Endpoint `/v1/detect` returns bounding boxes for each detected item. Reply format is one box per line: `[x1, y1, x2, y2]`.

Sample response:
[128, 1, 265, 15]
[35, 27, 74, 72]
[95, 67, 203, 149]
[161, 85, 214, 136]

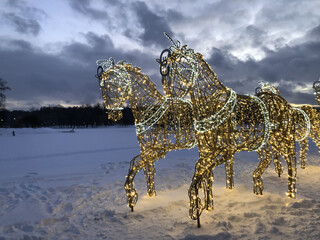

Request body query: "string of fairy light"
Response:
[293, 107, 311, 142]
[194, 90, 237, 133]
[247, 94, 271, 151]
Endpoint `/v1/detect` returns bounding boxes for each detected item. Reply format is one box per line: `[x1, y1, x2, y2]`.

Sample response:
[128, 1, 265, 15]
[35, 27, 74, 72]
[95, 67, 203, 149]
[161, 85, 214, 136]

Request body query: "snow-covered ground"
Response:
[0, 127, 319, 239]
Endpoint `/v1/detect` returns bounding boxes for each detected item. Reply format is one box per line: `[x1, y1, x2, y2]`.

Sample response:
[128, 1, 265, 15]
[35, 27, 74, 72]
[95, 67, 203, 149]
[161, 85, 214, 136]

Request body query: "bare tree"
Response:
[0, 78, 10, 109]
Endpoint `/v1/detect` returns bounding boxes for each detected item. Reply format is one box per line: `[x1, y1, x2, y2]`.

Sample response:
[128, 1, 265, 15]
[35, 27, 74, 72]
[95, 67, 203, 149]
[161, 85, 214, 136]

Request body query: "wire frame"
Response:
[161, 36, 297, 226]
[96, 58, 196, 210]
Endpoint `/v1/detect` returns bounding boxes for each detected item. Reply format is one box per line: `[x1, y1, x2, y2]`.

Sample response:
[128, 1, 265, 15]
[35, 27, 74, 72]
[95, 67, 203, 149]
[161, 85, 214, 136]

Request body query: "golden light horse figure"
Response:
[95, 58, 196, 211]
[274, 79, 320, 173]
[160, 35, 297, 227]
[297, 104, 320, 163]
[299, 79, 320, 157]
[255, 83, 310, 175]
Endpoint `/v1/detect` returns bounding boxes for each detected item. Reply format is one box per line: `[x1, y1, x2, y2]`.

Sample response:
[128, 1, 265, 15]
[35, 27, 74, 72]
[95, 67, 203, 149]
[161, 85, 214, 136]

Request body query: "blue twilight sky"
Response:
[0, 0, 320, 110]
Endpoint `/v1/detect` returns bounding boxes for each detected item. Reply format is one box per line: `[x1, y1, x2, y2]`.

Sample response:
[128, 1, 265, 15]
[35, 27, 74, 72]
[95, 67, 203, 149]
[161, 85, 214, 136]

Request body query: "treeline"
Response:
[0, 104, 134, 128]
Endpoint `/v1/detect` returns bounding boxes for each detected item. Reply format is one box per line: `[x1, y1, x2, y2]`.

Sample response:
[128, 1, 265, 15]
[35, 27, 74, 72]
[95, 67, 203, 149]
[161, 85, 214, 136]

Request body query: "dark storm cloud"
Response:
[206, 27, 320, 104]
[132, 1, 173, 47]
[0, 36, 112, 109]
[0, 41, 82, 101]
[244, 25, 266, 48]
[202, 0, 254, 25]
[3, 0, 46, 36]
[164, 9, 185, 23]
[0, 32, 162, 110]
[9, 39, 33, 50]
[68, 0, 173, 48]
[4, 13, 41, 36]
[61, 32, 159, 73]
[68, 0, 129, 35]
[306, 24, 320, 42]
[62, 32, 115, 62]
[6, 0, 46, 16]
[69, 0, 109, 20]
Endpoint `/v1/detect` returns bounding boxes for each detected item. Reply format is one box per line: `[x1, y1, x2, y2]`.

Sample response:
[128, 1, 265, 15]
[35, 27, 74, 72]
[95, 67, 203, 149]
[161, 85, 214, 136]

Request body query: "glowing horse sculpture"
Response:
[273, 79, 320, 173]
[160, 36, 297, 226]
[255, 83, 310, 175]
[300, 79, 320, 156]
[298, 104, 320, 160]
[95, 58, 196, 211]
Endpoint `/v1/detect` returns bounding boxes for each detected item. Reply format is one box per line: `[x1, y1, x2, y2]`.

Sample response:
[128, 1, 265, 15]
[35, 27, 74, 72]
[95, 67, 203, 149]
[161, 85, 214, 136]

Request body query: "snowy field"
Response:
[0, 127, 320, 240]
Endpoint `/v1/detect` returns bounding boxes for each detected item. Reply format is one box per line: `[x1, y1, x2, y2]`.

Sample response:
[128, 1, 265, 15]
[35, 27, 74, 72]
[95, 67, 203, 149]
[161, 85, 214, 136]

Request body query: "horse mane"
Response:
[118, 61, 159, 91]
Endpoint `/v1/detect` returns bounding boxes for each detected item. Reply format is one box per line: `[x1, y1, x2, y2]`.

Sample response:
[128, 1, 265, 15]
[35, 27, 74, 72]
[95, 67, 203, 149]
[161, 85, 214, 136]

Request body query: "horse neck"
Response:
[124, 65, 164, 122]
[189, 57, 231, 119]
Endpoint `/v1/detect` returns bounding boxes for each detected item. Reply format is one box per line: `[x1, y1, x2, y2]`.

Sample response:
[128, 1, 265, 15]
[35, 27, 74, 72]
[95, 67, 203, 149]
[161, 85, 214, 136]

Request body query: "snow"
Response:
[0, 127, 320, 239]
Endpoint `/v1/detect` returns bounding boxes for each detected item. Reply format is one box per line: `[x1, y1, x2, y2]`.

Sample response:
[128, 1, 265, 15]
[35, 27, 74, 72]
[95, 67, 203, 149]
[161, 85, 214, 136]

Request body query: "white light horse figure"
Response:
[160, 35, 297, 227]
[95, 58, 196, 211]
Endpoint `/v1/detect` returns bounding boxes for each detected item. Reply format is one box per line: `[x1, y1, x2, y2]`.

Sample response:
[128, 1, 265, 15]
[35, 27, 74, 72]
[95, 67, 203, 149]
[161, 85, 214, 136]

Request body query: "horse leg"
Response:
[315, 140, 320, 157]
[310, 129, 320, 156]
[202, 152, 235, 212]
[299, 138, 308, 169]
[273, 151, 283, 177]
[225, 153, 235, 189]
[202, 170, 214, 211]
[189, 150, 229, 227]
[124, 154, 145, 211]
[284, 149, 297, 198]
[142, 150, 167, 197]
[143, 161, 157, 197]
[253, 144, 272, 195]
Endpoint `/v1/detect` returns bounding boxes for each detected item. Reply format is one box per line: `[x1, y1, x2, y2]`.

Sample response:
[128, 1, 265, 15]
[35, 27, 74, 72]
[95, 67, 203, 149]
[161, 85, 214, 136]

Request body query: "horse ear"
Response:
[164, 32, 175, 45]
[156, 58, 161, 64]
[109, 57, 115, 67]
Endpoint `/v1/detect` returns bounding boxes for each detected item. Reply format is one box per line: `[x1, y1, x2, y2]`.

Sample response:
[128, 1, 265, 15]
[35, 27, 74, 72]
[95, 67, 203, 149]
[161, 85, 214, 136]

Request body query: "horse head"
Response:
[159, 33, 199, 99]
[96, 57, 132, 121]
[255, 81, 280, 96]
[313, 79, 320, 95]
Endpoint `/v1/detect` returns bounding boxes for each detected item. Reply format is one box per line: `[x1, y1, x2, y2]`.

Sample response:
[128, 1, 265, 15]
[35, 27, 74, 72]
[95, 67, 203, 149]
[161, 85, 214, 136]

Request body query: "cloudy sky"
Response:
[0, 0, 320, 110]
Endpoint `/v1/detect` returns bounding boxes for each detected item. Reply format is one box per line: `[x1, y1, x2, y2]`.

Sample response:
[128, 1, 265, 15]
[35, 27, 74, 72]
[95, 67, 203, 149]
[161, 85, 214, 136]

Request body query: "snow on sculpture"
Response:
[95, 58, 197, 211]
[160, 34, 298, 227]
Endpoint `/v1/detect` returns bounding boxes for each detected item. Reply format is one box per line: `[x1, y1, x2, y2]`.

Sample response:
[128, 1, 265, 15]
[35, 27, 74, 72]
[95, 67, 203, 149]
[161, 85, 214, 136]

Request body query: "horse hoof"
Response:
[286, 192, 296, 199]
[147, 190, 157, 197]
